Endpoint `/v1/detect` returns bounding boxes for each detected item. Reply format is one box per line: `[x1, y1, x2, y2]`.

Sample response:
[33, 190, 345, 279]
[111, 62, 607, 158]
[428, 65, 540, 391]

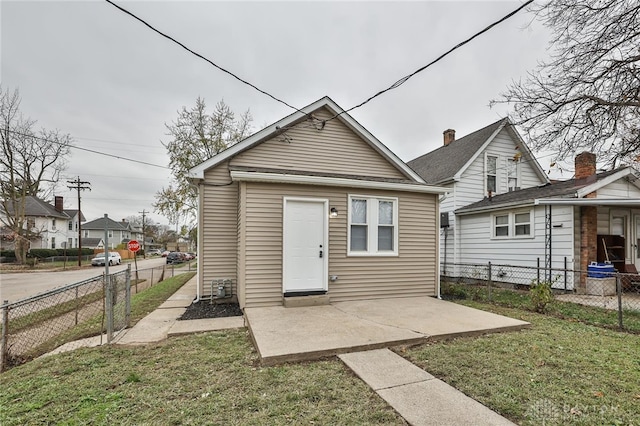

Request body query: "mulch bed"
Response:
[179, 300, 242, 320]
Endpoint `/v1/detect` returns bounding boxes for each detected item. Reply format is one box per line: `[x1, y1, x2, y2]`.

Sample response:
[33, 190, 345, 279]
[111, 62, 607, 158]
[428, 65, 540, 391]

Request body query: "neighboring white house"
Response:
[408, 118, 549, 268]
[0, 196, 84, 250]
[81, 217, 144, 248]
[408, 120, 640, 293]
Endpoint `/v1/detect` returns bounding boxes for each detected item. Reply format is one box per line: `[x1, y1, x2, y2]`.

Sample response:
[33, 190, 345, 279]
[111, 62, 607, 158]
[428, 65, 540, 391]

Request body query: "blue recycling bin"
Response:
[587, 262, 615, 278]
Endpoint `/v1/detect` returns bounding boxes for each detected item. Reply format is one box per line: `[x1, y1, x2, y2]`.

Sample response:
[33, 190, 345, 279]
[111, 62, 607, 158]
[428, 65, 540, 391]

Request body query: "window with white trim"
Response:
[492, 210, 532, 238]
[348, 195, 398, 255]
[486, 155, 497, 194]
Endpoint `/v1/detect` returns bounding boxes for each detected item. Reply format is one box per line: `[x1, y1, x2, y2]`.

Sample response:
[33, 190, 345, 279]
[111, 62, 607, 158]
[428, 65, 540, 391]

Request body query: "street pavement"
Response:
[0, 257, 168, 303]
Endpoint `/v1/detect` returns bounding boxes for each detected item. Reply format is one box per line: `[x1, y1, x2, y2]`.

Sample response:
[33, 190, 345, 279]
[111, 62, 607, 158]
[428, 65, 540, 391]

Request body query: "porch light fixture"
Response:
[330, 207, 338, 218]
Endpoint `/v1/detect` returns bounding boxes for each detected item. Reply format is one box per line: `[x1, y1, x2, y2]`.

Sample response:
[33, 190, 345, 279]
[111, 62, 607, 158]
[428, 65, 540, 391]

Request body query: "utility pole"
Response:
[67, 177, 91, 267]
[138, 209, 148, 258]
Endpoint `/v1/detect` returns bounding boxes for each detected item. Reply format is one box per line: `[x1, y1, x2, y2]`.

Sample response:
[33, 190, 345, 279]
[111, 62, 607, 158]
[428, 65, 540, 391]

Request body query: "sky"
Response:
[1, 0, 555, 226]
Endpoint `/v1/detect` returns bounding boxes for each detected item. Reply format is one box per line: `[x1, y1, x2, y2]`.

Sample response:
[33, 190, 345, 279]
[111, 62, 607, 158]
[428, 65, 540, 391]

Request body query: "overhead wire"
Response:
[322, 0, 534, 124]
[5, 129, 168, 169]
[104, 0, 307, 117]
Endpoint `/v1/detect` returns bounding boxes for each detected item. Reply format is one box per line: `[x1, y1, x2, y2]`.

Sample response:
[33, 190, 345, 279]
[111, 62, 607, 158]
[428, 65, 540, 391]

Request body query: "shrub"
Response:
[530, 280, 554, 313]
[28, 249, 58, 258]
[0, 250, 16, 258]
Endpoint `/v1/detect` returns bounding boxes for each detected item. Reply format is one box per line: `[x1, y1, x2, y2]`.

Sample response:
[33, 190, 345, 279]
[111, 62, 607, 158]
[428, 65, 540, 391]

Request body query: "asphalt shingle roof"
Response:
[4, 196, 71, 219]
[407, 118, 508, 184]
[82, 217, 128, 231]
[456, 168, 624, 213]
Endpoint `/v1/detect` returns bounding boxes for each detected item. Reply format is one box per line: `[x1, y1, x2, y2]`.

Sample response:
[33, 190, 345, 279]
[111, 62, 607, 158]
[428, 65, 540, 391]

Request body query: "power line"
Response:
[323, 0, 534, 124]
[105, 0, 306, 116]
[6, 129, 168, 169]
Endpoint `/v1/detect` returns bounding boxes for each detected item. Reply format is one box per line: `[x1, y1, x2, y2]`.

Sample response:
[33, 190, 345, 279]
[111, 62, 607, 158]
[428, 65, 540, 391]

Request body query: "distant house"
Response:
[0, 196, 85, 250]
[80, 237, 105, 250]
[188, 96, 446, 308]
[82, 217, 143, 248]
[409, 120, 640, 292]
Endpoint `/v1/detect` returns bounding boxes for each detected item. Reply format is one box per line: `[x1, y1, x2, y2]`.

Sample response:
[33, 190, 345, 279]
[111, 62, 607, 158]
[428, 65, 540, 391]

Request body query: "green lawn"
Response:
[3, 282, 639, 425]
[403, 301, 640, 425]
[0, 331, 402, 425]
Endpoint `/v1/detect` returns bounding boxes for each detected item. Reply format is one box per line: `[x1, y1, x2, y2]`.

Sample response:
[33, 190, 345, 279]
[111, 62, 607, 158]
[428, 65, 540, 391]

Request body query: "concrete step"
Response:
[283, 294, 330, 308]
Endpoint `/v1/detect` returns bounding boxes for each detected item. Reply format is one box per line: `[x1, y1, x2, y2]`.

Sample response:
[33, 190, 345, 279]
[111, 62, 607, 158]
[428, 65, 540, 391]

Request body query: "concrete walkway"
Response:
[115, 276, 244, 345]
[339, 349, 516, 426]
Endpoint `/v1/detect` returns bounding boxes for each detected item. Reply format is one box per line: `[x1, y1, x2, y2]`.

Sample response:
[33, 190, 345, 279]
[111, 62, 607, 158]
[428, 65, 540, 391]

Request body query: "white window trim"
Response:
[491, 209, 534, 239]
[348, 195, 399, 256]
[485, 153, 498, 195]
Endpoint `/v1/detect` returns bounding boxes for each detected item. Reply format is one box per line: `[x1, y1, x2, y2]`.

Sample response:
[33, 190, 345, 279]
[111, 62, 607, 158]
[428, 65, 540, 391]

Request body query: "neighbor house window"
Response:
[494, 214, 509, 237]
[27, 218, 35, 229]
[348, 195, 398, 255]
[492, 210, 533, 238]
[486, 155, 497, 194]
[508, 159, 519, 191]
[68, 221, 73, 230]
[52, 219, 56, 230]
[51, 237, 56, 249]
[83, 230, 89, 238]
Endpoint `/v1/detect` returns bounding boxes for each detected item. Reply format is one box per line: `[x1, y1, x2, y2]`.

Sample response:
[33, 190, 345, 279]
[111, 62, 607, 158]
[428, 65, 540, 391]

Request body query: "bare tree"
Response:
[0, 87, 72, 263]
[154, 97, 252, 224]
[492, 0, 640, 168]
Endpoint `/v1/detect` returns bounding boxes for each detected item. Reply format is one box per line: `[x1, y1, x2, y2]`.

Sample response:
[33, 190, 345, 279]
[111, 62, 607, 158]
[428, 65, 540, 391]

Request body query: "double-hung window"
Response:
[492, 210, 532, 238]
[348, 195, 398, 255]
[486, 155, 497, 194]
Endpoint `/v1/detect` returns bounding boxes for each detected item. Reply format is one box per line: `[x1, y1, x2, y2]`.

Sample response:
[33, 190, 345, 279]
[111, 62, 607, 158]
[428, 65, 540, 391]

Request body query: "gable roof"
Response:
[456, 168, 635, 214]
[4, 196, 71, 219]
[407, 118, 548, 185]
[81, 237, 104, 248]
[64, 209, 86, 222]
[188, 96, 425, 183]
[82, 216, 129, 231]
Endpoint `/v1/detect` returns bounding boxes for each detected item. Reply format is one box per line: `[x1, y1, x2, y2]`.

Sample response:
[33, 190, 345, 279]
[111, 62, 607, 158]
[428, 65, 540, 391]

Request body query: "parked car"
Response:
[148, 249, 162, 256]
[166, 252, 186, 264]
[91, 252, 122, 266]
[161, 250, 170, 257]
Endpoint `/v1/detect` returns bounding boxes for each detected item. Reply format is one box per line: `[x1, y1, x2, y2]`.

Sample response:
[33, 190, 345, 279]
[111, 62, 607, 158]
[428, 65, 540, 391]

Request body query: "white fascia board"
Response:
[575, 168, 633, 198]
[229, 171, 447, 194]
[455, 200, 536, 216]
[504, 124, 550, 184]
[188, 96, 425, 183]
[536, 197, 640, 206]
[452, 120, 507, 181]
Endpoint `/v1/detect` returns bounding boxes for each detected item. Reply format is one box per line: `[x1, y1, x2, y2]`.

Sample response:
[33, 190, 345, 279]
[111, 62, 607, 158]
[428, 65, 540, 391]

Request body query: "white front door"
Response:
[634, 215, 640, 270]
[283, 198, 328, 294]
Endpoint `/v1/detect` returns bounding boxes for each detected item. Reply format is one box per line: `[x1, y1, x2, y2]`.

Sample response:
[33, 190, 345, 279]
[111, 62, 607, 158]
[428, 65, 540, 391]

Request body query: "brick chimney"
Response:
[575, 152, 596, 179]
[443, 129, 455, 146]
[54, 196, 63, 212]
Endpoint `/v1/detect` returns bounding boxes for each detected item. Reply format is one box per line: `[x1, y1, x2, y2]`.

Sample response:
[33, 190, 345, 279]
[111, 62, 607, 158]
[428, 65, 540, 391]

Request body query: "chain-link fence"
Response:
[1, 266, 131, 372]
[441, 261, 640, 332]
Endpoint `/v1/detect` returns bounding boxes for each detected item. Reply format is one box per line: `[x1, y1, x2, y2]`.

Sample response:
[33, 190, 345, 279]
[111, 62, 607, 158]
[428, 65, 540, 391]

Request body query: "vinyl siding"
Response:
[597, 179, 640, 198]
[230, 108, 407, 180]
[200, 161, 238, 298]
[242, 182, 438, 307]
[457, 205, 575, 287]
[237, 181, 247, 308]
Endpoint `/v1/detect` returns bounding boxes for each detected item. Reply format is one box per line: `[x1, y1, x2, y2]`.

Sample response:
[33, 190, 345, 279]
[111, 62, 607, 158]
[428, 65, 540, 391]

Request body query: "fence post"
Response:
[105, 274, 114, 342]
[75, 286, 79, 325]
[537, 258, 540, 283]
[150, 268, 154, 288]
[126, 265, 131, 328]
[487, 262, 492, 301]
[564, 257, 568, 292]
[1, 301, 8, 373]
[616, 274, 623, 330]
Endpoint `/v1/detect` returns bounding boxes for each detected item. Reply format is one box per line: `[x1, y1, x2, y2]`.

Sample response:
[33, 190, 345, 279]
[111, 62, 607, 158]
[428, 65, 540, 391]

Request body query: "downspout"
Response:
[436, 194, 442, 299]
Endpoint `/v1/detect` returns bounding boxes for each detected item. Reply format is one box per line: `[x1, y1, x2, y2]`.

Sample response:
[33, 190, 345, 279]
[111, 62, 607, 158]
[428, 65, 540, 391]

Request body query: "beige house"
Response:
[188, 97, 446, 308]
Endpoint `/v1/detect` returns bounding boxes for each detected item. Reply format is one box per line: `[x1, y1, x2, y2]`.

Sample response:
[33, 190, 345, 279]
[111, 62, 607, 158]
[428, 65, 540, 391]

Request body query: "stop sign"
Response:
[127, 240, 141, 252]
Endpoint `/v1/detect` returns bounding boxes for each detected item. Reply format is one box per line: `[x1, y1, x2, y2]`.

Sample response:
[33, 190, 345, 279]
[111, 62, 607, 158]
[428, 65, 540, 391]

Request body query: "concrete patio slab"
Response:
[334, 296, 529, 339]
[339, 349, 515, 426]
[245, 296, 529, 365]
[168, 316, 245, 336]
